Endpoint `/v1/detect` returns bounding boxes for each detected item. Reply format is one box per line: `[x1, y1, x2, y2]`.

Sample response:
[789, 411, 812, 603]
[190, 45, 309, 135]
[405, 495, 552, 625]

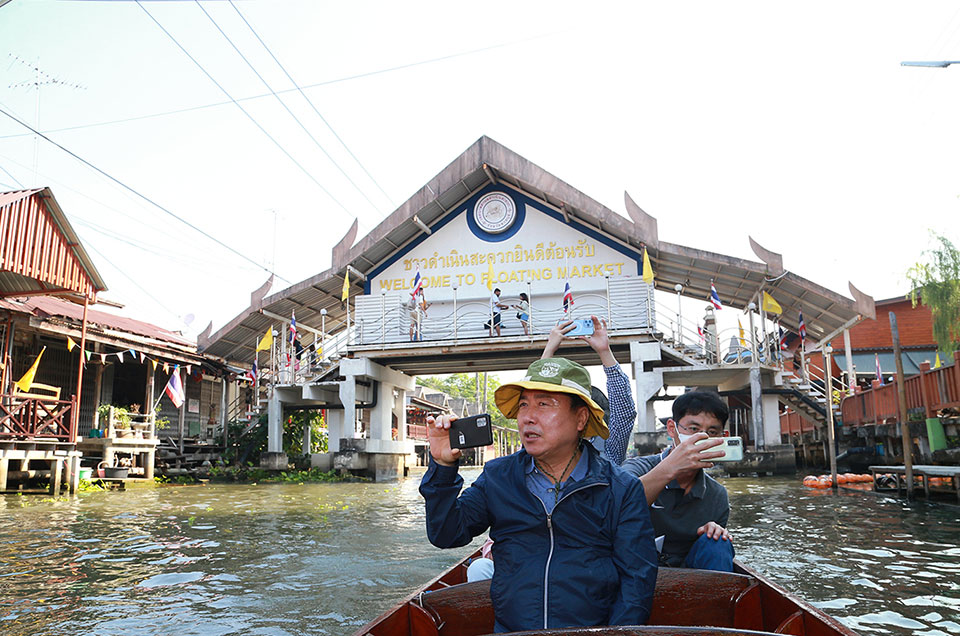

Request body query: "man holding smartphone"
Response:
[419, 357, 658, 632]
[620, 391, 735, 572]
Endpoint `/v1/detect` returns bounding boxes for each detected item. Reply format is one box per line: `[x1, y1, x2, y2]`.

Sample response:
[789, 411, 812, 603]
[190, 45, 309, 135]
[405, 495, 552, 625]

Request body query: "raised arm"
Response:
[582, 316, 636, 465]
[541, 320, 574, 359]
[419, 414, 491, 548]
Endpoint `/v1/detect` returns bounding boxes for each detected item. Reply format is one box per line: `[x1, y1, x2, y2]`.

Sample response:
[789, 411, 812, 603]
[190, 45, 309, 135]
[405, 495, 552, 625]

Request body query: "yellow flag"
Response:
[150, 358, 158, 372]
[66, 336, 77, 352]
[255, 326, 273, 352]
[738, 318, 746, 346]
[761, 291, 782, 315]
[641, 247, 654, 284]
[487, 258, 495, 291]
[934, 352, 942, 369]
[14, 347, 46, 393]
[341, 270, 350, 302]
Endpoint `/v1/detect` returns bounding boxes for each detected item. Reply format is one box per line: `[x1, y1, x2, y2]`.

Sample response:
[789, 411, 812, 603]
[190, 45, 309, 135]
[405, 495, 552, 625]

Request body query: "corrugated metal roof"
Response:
[202, 136, 874, 365]
[0, 296, 194, 347]
[0, 187, 107, 300]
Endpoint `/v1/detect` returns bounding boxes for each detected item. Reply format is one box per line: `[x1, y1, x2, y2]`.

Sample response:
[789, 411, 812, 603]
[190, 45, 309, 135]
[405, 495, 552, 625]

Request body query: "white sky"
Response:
[1, 0, 957, 354]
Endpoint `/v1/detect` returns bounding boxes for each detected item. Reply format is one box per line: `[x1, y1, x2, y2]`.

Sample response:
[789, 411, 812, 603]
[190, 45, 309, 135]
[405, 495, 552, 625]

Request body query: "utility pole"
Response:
[824, 344, 838, 489]
[889, 312, 914, 498]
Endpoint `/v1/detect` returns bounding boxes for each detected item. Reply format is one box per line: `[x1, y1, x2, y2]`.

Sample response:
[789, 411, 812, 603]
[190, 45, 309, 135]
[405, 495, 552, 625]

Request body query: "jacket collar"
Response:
[516, 443, 609, 487]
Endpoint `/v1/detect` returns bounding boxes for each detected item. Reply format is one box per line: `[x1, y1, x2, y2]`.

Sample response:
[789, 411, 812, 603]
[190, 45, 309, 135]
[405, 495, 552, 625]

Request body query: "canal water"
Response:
[1, 471, 958, 636]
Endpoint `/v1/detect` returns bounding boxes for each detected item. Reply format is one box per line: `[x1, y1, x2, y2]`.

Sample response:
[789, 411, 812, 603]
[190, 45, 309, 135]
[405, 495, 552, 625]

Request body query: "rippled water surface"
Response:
[1, 471, 958, 635]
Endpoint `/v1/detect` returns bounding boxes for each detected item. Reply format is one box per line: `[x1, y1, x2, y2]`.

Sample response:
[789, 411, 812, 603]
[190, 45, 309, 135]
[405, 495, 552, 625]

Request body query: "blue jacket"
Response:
[419, 445, 658, 632]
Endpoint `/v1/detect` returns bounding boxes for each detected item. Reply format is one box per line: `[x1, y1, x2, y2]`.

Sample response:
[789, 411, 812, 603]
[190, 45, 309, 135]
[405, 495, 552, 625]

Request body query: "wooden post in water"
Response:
[824, 344, 838, 489]
[889, 312, 914, 498]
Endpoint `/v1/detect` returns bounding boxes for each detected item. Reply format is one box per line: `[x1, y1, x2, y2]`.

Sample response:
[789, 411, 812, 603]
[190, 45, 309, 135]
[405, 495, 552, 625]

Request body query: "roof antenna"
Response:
[7, 54, 85, 186]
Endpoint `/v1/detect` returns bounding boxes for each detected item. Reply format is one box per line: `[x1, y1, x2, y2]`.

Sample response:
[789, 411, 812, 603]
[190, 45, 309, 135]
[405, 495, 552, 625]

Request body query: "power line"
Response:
[0, 33, 553, 141]
[194, 0, 385, 216]
[229, 0, 396, 208]
[0, 104, 290, 284]
[82, 239, 183, 324]
[135, 0, 352, 217]
[0, 146, 186, 244]
[0, 162, 23, 188]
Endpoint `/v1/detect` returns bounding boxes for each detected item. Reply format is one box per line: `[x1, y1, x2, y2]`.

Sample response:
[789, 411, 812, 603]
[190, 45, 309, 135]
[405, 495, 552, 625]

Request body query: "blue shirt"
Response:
[589, 363, 637, 465]
[524, 445, 589, 514]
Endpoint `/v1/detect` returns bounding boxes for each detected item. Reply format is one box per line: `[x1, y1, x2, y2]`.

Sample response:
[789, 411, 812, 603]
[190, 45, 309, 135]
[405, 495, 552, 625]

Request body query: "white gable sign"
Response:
[369, 188, 639, 304]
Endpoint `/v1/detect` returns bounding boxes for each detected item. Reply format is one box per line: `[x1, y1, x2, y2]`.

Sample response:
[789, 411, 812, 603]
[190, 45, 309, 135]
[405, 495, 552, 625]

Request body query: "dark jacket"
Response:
[419, 444, 658, 632]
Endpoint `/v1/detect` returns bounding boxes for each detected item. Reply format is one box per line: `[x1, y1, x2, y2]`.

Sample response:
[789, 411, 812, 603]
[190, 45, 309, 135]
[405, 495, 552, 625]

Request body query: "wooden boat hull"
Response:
[353, 551, 859, 636]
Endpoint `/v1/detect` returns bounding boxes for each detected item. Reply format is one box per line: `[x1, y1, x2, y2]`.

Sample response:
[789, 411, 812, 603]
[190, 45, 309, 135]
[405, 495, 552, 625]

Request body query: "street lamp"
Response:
[901, 61, 960, 67]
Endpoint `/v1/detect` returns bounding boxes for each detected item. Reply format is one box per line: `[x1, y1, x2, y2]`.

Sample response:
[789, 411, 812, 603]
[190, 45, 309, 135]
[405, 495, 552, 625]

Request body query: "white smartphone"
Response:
[696, 436, 744, 462]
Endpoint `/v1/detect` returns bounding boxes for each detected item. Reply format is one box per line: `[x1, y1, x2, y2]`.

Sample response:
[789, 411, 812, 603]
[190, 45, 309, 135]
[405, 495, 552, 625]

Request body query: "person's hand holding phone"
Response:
[542, 320, 575, 359]
[427, 414, 462, 466]
[581, 315, 617, 367]
[661, 432, 725, 478]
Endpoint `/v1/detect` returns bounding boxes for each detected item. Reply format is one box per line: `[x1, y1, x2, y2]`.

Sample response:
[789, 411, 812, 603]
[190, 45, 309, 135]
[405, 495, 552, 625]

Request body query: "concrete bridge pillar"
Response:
[333, 359, 417, 481]
[394, 388, 407, 441]
[339, 376, 357, 440]
[370, 381, 394, 441]
[631, 341, 663, 434]
[326, 408, 344, 453]
[261, 391, 288, 470]
[631, 341, 668, 456]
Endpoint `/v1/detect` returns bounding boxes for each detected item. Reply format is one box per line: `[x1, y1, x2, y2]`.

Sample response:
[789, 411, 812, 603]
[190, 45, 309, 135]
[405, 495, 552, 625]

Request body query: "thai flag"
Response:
[710, 284, 722, 310]
[411, 266, 423, 298]
[697, 324, 704, 340]
[562, 282, 574, 313]
[289, 310, 298, 344]
[247, 359, 257, 382]
[164, 367, 185, 408]
[798, 309, 806, 343]
[875, 353, 883, 385]
[779, 326, 789, 350]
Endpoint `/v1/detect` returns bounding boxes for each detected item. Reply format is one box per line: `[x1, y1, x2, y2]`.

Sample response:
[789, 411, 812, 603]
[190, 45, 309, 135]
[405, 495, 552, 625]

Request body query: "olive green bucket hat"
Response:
[494, 358, 608, 439]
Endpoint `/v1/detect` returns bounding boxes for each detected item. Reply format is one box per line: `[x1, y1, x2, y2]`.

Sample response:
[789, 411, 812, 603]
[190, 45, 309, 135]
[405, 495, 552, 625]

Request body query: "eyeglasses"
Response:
[676, 420, 724, 438]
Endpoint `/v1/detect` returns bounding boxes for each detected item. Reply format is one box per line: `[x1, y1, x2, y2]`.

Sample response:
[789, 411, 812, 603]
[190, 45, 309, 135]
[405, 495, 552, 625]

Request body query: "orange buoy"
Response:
[837, 474, 848, 484]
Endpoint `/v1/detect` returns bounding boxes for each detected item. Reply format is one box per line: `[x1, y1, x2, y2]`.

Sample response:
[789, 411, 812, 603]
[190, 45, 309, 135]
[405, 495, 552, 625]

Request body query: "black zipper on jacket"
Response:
[538, 480, 608, 629]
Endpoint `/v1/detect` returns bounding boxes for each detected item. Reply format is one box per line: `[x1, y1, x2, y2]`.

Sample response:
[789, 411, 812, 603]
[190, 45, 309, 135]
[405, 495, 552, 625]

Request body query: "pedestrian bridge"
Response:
[199, 136, 874, 480]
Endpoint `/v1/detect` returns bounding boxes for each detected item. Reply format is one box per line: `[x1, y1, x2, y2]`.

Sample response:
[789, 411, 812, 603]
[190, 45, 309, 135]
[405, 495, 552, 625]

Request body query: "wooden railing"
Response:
[0, 394, 77, 441]
[101, 406, 156, 440]
[779, 409, 816, 436]
[840, 351, 960, 427]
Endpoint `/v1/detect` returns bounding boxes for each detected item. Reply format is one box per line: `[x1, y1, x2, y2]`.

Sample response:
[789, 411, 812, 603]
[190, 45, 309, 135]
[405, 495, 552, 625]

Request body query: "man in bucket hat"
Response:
[420, 357, 658, 632]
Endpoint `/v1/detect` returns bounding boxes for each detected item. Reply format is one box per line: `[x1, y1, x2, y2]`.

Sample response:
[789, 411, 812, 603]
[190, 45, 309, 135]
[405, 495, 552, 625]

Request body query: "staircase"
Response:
[774, 361, 846, 433]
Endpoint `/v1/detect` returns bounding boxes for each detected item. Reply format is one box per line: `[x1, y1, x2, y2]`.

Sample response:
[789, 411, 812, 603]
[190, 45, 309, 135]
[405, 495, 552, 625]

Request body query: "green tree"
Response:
[906, 232, 960, 354]
[416, 373, 515, 430]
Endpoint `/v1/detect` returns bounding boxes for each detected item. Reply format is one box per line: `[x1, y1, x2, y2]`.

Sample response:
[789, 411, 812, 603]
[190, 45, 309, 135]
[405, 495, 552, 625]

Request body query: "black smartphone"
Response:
[449, 414, 494, 449]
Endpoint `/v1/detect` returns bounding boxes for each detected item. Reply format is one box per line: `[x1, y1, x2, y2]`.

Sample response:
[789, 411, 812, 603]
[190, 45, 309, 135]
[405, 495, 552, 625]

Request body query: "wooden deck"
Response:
[0, 439, 82, 494]
[869, 464, 960, 502]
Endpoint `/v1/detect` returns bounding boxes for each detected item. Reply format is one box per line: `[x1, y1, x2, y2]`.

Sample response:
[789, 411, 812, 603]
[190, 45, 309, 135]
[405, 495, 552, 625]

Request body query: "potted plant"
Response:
[97, 404, 132, 438]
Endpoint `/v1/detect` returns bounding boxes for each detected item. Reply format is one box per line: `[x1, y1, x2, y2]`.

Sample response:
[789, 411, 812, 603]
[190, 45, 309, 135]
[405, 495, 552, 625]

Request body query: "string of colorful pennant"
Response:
[65, 336, 195, 376]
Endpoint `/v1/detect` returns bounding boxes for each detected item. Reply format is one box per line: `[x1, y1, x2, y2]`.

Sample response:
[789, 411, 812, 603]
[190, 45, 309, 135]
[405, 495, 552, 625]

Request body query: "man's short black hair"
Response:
[672, 391, 729, 426]
[494, 288, 501, 294]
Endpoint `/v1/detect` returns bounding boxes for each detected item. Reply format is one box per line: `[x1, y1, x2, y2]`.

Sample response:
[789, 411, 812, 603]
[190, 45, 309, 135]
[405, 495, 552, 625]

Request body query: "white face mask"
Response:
[674, 430, 694, 446]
